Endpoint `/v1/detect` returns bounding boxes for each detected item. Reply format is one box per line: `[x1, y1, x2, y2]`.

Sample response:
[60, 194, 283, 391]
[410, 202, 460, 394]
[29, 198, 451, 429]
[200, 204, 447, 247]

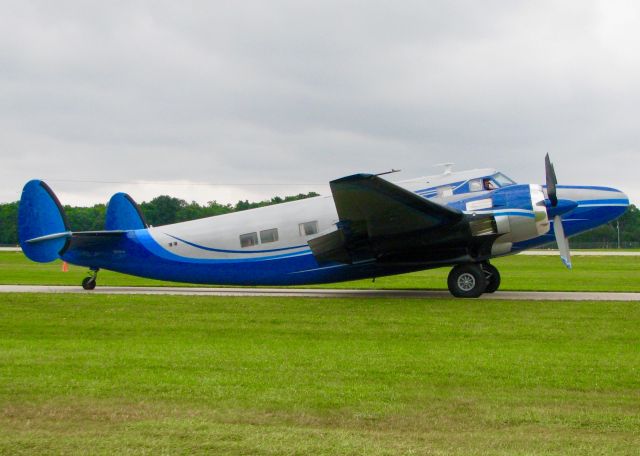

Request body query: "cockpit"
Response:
[469, 173, 516, 192]
[411, 170, 517, 199]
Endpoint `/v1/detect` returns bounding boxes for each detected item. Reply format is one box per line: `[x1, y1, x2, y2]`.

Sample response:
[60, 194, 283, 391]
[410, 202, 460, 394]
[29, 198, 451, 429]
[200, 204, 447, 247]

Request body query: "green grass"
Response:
[1, 251, 639, 291]
[1, 293, 638, 454]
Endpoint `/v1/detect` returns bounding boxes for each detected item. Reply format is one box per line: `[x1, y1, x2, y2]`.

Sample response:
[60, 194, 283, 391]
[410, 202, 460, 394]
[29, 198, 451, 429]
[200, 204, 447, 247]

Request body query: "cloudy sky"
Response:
[1, 0, 639, 206]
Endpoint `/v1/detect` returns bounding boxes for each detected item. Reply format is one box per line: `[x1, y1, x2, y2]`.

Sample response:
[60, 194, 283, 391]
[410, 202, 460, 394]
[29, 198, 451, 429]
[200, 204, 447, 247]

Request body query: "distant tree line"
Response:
[1, 195, 638, 248]
[0, 192, 319, 245]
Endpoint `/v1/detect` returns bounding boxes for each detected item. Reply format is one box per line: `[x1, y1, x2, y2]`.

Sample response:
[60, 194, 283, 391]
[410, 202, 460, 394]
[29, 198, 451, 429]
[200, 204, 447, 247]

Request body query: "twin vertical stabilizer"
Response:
[18, 181, 146, 263]
[18, 180, 71, 263]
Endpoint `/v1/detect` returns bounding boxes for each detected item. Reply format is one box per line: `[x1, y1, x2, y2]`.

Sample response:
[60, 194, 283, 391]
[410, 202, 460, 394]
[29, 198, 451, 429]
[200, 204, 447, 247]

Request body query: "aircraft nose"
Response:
[617, 189, 630, 207]
[574, 187, 629, 223]
[603, 188, 630, 208]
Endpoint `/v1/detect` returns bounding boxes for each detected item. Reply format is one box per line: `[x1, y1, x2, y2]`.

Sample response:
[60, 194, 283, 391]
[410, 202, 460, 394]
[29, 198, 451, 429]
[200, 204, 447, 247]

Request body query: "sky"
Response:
[1, 0, 639, 206]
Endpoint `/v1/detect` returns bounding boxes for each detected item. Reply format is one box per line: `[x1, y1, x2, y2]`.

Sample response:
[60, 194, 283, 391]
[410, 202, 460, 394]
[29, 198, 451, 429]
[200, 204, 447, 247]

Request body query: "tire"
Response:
[447, 264, 487, 298]
[482, 263, 501, 293]
[82, 277, 96, 290]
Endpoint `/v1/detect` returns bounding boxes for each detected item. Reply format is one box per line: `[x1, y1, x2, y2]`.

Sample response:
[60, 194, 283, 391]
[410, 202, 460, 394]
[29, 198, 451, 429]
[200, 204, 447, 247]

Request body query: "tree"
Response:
[0, 202, 18, 244]
[140, 196, 185, 227]
[65, 205, 107, 231]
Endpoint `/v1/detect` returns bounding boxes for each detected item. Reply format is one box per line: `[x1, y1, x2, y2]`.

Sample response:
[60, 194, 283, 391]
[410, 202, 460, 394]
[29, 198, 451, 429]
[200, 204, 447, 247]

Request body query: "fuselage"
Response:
[61, 169, 629, 285]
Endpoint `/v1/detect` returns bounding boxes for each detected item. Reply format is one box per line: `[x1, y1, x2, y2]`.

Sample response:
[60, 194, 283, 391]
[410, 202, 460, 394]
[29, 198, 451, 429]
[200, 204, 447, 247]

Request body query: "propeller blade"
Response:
[545, 153, 558, 206]
[553, 215, 572, 269]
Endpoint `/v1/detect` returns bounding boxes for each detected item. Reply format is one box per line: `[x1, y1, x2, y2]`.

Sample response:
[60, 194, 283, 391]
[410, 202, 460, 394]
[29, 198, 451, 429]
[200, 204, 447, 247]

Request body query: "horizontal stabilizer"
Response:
[19, 181, 133, 263]
[105, 193, 148, 230]
[25, 231, 72, 244]
[19, 180, 70, 263]
[63, 230, 127, 254]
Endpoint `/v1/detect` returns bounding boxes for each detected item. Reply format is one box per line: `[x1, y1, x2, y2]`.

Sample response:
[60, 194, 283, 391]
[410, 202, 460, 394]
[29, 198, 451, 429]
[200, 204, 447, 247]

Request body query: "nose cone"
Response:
[609, 189, 630, 220]
[564, 186, 630, 226]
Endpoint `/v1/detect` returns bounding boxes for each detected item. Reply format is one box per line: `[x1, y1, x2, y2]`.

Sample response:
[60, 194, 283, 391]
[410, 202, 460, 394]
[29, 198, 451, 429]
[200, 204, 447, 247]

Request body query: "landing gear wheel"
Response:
[447, 264, 487, 298]
[81, 268, 99, 290]
[482, 263, 501, 293]
[81, 277, 96, 290]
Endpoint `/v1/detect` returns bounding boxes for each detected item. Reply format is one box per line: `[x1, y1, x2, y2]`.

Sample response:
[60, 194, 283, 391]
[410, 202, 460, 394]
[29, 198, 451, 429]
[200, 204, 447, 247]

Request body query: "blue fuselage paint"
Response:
[62, 231, 381, 286]
[60, 178, 629, 286]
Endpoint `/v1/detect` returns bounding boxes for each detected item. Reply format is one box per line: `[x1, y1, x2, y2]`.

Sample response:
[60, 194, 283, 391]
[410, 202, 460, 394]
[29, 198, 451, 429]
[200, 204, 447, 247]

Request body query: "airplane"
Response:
[17, 155, 629, 298]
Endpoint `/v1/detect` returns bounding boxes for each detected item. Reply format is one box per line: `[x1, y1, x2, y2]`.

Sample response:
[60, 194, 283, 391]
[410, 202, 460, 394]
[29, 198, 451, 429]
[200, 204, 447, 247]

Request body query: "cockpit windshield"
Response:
[491, 173, 516, 187]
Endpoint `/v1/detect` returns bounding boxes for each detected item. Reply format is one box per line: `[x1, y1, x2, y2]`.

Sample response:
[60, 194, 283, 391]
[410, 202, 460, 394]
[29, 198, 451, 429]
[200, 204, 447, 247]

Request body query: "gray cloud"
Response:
[1, 0, 639, 206]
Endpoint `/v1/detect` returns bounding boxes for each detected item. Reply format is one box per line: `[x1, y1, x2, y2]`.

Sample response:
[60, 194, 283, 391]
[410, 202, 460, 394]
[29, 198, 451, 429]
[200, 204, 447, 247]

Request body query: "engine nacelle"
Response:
[489, 184, 550, 254]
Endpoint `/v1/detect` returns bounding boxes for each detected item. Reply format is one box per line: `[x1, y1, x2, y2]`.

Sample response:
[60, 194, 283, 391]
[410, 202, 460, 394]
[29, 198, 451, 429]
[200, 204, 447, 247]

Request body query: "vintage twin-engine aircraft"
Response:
[18, 156, 628, 297]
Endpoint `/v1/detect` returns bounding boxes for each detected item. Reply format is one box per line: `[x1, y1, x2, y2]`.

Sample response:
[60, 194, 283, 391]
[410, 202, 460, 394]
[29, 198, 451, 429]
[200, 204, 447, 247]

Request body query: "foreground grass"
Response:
[1, 250, 639, 291]
[1, 293, 638, 454]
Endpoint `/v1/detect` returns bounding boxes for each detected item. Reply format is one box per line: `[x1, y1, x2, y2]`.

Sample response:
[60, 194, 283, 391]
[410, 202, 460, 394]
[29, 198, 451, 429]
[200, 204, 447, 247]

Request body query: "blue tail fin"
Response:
[105, 193, 148, 231]
[18, 180, 71, 263]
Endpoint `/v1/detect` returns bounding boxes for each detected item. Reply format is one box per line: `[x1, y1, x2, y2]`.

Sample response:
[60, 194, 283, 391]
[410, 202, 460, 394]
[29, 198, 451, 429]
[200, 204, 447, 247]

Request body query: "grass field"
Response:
[1, 251, 639, 291]
[0, 293, 638, 454]
[1, 252, 639, 453]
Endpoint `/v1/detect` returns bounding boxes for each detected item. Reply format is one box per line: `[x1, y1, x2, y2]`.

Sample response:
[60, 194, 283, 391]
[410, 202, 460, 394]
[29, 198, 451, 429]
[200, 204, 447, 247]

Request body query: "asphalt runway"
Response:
[1, 285, 639, 301]
[2, 246, 639, 255]
[520, 250, 640, 256]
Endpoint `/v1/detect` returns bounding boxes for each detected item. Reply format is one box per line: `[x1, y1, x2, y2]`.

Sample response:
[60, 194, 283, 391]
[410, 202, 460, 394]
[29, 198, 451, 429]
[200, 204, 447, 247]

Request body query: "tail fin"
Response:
[18, 180, 71, 263]
[105, 193, 148, 231]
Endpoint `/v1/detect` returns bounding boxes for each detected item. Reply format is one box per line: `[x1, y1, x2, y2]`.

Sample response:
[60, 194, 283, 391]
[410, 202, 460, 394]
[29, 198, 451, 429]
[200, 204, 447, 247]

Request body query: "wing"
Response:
[331, 173, 462, 237]
[309, 173, 466, 264]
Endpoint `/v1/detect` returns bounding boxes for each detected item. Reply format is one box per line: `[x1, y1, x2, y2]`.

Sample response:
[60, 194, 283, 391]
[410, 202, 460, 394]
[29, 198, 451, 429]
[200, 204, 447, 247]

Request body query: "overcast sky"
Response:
[1, 0, 639, 207]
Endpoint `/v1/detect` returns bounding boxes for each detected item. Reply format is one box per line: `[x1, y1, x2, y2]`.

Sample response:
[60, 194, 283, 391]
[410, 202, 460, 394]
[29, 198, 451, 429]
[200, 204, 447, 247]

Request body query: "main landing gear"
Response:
[447, 262, 501, 298]
[82, 268, 99, 290]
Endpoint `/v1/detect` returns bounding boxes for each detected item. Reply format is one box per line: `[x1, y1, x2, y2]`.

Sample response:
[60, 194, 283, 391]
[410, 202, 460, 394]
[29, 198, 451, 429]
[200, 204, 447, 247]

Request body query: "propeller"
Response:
[545, 153, 573, 269]
[545, 154, 558, 206]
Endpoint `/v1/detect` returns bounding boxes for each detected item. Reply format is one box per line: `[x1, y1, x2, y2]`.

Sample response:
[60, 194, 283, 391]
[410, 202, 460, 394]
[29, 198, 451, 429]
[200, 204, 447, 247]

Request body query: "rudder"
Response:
[18, 180, 70, 263]
[105, 193, 148, 231]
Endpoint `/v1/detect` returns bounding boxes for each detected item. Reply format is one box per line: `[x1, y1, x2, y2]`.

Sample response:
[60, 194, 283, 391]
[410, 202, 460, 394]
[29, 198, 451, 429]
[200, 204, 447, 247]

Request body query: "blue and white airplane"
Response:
[18, 156, 628, 297]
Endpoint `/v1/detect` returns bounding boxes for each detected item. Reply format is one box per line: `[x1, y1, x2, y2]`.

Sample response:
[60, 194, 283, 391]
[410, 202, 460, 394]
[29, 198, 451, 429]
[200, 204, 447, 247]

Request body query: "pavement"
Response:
[519, 250, 640, 256]
[3, 247, 639, 255]
[0, 285, 638, 301]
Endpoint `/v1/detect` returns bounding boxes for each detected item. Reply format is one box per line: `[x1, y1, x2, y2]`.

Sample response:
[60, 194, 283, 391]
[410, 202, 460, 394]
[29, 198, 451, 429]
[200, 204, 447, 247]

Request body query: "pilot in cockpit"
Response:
[483, 178, 497, 191]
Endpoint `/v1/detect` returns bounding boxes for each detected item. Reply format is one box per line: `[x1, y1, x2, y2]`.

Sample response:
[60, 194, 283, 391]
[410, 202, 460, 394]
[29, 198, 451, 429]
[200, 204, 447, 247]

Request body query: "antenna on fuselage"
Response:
[375, 169, 401, 176]
[434, 163, 454, 175]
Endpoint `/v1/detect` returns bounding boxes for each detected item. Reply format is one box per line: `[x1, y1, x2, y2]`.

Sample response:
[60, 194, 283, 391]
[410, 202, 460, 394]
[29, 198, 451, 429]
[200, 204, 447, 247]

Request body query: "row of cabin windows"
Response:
[239, 221, 319, 248]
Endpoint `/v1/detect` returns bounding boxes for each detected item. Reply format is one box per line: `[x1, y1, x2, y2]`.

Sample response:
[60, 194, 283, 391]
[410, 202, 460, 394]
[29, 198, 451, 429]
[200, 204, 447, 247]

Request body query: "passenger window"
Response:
[239, 232, 258, 247]
[260, 228, 278, 243]
[469, 179, 483, 192]
[299, 221, 318, 236]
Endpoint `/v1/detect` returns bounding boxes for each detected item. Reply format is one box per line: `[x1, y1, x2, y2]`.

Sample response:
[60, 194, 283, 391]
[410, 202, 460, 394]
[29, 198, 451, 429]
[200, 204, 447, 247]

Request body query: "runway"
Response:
[519, 250, 640, 256]
[0, 285, 639, 301]
[3, 247, 640, 256]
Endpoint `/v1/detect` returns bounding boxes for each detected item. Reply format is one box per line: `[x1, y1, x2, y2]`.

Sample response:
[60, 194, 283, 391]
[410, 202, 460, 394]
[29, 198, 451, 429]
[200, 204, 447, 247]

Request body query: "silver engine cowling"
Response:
[489, 184, 550, 255]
